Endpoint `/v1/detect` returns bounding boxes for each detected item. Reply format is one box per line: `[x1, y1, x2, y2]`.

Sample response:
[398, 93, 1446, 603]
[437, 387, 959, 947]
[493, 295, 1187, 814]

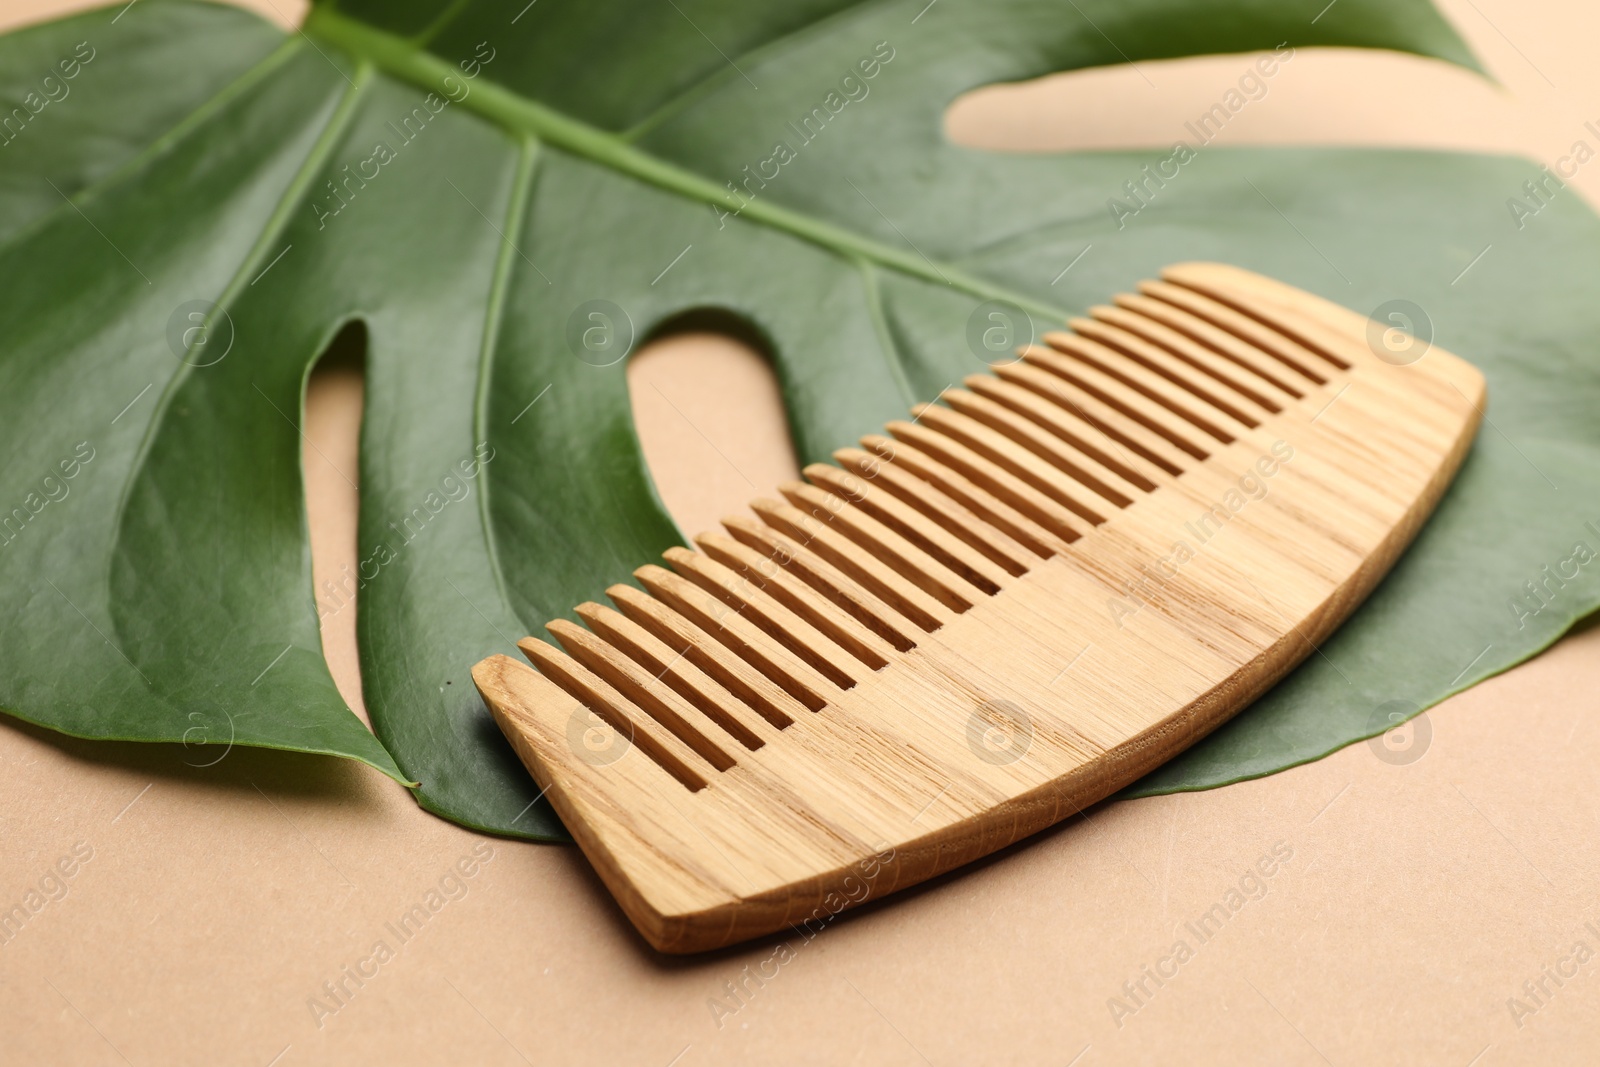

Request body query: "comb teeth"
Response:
[473, 262, 1485, 953]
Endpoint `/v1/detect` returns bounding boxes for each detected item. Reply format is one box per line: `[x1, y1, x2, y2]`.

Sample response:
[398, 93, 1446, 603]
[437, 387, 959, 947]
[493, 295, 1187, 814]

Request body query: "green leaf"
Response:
[2, 0, 1593, 840]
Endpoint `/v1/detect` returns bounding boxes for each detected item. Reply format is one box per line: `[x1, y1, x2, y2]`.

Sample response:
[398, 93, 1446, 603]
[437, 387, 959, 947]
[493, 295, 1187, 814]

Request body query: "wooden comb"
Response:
[472, 263, 1483, 953]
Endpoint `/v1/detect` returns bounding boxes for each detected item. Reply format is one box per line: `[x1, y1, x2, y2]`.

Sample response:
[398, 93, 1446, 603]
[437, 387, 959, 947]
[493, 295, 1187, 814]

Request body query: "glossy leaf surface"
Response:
[2, 0, 1593, 839]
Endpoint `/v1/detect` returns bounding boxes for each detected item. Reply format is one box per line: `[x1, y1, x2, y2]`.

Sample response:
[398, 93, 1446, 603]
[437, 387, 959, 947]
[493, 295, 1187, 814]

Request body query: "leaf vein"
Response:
[108, 62, 377, 652]
[620, 0, 884, 142]
[474, 133, 543, 625]
[302, 7, 1073, 325]
[857, 259, 916, 406]
[0, 37, 306, 259]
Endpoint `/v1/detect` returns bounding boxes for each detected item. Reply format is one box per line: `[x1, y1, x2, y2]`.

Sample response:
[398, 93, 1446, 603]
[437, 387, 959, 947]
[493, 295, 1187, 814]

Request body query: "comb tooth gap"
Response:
[1120, 287, 1308, 398]
[605, 584, 801, 729]
[782, 479, 993, 603]
[908, 405, 1113, 524]
[1090, 304, 1288, 415]
[633, 565, 836, 711]
[858, 433, 1069, 558]
[1045, 332, 1242, 444]
[960, 374, 1164, 491]
[545, 620, 744, 766]
[516, 636, 710, 791]
[1139, 279, 1324, 388]
[1073, 314, 1266, 428]
[1021, 345, 1211, 460]
[884, 421, 1088, 545]
[938, 388, 1145, 505]
[720, 516, 923, 649]
[574, 602, 779, 741]
[571, 603, 770, 749]
[693, 531, 896, 668]
[831, 447, 1034, 576]
[799, 467, 1013, 592]
[1143, 278, 1335, 380]
[747, 500, 950, 633]
[1161, 270, 1352, 371]
[663, 546, 863, 687]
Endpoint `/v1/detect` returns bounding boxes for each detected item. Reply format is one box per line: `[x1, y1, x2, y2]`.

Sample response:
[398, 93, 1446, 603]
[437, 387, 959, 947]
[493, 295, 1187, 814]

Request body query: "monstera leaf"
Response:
[3, 0, 1597, 840]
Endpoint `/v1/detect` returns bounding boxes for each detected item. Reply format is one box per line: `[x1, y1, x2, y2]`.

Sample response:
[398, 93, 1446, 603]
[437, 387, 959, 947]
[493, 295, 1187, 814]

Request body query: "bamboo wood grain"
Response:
[472, 263, 1485, 953]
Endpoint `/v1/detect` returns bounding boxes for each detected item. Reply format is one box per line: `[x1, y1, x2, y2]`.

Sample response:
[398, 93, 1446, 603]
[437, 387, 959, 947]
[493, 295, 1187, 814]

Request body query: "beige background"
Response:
[6, 0, 1600, 1063]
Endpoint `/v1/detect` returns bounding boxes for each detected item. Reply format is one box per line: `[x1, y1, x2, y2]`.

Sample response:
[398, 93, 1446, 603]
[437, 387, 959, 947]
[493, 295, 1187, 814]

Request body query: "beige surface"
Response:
[5, 0, 1600, 1063]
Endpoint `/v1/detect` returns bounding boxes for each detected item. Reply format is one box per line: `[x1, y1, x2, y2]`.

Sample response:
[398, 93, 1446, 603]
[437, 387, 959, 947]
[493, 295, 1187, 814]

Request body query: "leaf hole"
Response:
[303, 320, 369, 725]
[944, 45, 1497, 154]
[627, 311, 800, 542]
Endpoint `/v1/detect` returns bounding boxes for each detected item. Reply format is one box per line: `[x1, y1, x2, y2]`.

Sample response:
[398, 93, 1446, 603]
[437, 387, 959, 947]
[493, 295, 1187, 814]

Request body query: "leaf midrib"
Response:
[302, 5, 1071, 322]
